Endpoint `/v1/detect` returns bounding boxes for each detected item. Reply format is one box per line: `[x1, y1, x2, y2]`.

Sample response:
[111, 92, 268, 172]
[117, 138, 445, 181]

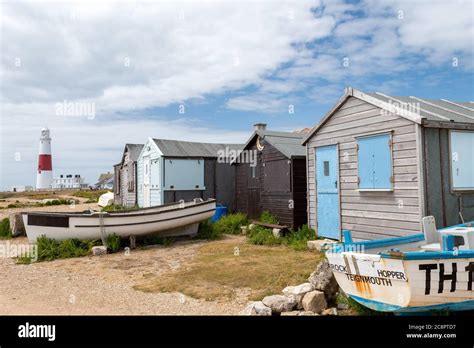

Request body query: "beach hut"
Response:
[234, 124, 308, 228]
[136, 138, 242, 210]
[113, 143, 144, 207]
[303, 87, 474, 241]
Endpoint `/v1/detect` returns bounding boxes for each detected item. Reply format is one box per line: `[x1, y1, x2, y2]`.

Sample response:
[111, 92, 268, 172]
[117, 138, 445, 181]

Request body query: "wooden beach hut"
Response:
[303, 87, 474, 241]
[136, 138, 242, 210]
[234, 124, 308, 229]
[114, 143, 144, 207]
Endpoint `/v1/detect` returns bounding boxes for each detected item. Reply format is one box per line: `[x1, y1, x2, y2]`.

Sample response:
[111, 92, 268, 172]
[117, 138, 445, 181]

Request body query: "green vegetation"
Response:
[35, 236, 100, 261]
[0, 217, 12, 239]
[196, 219, 222, 240]
[259, 211, 279, 224]
[336, 292, 380, 316]
[285, 224, 316, 251]
[102, 204, 139, 212]
[248, 225, 282, 246]
[72, 190, 109, 201]
[105, 233, 122, 252]
[141, 235, 176, 247]
[4, 199, 78, 209]
[248, 224, 316, 251]
[213, 213, 248, 235]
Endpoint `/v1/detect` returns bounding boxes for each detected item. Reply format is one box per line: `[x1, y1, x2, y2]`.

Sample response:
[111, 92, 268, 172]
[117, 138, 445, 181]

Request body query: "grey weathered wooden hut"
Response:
[114, 143, 144, 207]
[303, 87, 474, 241]
[137, 138, 242, 210]
[235, 124, 307, 228]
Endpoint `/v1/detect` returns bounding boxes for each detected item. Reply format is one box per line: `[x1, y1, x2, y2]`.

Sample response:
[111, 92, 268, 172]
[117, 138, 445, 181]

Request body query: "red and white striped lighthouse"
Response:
[36, 127, 53, 190]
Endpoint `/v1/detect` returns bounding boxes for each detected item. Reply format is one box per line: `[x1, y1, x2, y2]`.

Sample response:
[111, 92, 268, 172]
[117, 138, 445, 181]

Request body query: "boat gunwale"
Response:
[20, 198, 216, 218]
[326, 221, 474, 259]
[73, 208, 216, 228]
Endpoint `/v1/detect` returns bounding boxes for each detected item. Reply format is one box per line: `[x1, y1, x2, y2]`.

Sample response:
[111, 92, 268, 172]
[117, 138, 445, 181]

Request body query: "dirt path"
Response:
[0, 237, 249, 315]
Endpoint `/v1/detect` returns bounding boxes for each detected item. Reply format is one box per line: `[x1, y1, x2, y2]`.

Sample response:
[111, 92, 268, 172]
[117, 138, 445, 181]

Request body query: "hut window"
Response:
[250, 165, 256, 178]
[450, 131, 474, 190]
[356, 133, 393, 190]
[323, 161, 330, 176]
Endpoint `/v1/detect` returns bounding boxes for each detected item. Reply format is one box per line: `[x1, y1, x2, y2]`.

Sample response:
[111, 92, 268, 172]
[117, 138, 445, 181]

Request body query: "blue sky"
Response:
[0, 0, 473, 190]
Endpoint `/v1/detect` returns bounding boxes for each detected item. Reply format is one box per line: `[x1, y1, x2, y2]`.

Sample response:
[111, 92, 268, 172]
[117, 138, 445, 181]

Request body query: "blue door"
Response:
[315, 145, 340, 240]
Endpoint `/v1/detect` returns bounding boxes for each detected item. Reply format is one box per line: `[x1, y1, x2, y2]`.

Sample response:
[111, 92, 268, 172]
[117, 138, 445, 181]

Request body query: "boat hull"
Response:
[22, 199, 216, 242]
[326, 251, 474, 313]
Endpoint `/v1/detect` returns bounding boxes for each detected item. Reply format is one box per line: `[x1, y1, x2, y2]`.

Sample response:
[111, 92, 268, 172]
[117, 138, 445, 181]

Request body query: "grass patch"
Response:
[259, 211, 279, 224]
[213, 213, 248, 235]
[248, 225, 282, 246]
[286, 225, 316, 251]
[336, 292, 380, 316]
[105, 233, 122, 253]
[0, 217, 12, 239]
[196, 219, 222, 240]
[134, 239, 323, 300]
[248, 224, 316, 251]
[34, 236, 100, 262]
[72, 190, 110, 201]
[141, 235, 176, 247]
[4, 199, 78, 209]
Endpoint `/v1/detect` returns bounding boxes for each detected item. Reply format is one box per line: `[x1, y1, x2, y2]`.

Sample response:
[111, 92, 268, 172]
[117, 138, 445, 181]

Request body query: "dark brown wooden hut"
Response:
[235, 124, 307, 229]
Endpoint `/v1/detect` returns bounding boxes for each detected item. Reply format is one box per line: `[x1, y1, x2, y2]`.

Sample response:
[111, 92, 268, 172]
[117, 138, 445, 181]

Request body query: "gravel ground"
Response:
[0, 237, 249, 315]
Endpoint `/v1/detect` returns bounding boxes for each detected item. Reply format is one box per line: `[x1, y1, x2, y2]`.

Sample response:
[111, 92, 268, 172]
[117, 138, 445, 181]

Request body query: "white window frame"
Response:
[449, 130, 474, 192]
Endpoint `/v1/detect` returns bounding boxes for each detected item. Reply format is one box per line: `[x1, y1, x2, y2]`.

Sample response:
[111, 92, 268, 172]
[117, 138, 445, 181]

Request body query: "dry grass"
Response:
[134, 238, 322, 301]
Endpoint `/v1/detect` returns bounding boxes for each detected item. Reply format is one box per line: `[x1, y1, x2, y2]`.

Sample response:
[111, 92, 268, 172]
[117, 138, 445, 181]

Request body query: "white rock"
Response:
[248, 224, 256, 230]
[244, 301, 272, 316]
[308, 259, 339, 302]
[307, 239, 336, 251]
[337, 303, 349, 310]
[298, 311, 320, 316]
[272, 228, 282, 238]
[280, 311, 300, 316]
[322, 307, 338, 316]
[282, 283, 314, 309]
[92, 246, 107, 256]
[302, 290, 327, 313]
[262, 295, 297, 313]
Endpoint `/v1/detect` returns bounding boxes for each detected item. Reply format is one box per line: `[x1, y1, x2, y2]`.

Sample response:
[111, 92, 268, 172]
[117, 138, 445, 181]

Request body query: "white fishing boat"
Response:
[22, 198, 216, 242]
[325, 216, 474, 314]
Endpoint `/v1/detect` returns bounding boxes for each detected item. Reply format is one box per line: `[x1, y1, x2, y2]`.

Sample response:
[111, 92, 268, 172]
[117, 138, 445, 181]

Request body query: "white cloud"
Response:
[0, 0, 473, 189]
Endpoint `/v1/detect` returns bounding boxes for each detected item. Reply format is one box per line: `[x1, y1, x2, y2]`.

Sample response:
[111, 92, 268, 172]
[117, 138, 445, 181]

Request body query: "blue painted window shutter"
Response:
[357, 133, 393, 189]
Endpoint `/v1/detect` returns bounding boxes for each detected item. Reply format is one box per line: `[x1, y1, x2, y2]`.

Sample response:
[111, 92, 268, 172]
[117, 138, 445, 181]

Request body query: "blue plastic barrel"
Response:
[211, 204, 228, 223]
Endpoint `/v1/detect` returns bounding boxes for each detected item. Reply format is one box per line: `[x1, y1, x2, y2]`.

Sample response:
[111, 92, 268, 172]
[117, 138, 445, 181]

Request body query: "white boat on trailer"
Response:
[22, 198, 216, 242]
[325, 216, 474, 314]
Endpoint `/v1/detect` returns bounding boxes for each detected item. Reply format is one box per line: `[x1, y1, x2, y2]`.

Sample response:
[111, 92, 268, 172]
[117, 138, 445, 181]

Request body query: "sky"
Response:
[0, 0, 473, 190]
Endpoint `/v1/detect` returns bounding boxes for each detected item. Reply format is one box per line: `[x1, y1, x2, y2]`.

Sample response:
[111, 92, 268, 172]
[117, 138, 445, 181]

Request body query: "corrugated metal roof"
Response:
[152, 139, 243, 158]
[244, 130, 306, 158]
[366, 93, 474, 124]
[125, 144, 144, 162]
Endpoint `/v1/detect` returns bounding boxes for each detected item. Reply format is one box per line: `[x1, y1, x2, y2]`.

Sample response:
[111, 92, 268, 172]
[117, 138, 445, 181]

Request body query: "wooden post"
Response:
[129, 235, 136, 249]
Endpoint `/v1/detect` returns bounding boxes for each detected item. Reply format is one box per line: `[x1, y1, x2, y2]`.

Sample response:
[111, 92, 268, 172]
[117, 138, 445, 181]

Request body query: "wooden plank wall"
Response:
[235, 139, 306, 228]
[424, 128, 474, 227]
[306, 96, 422, 241]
